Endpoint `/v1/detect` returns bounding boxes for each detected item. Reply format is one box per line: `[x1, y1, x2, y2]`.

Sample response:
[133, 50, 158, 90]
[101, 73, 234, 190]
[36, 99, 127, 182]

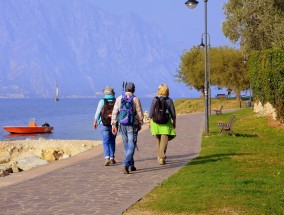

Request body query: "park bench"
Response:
[217, 115, 236, 135]
[216, 94, 227, 99]
[213, 105, 223, 115]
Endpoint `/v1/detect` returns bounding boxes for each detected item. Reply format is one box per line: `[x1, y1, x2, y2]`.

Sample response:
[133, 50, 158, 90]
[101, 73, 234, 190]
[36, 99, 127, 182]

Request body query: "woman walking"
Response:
[148, 84, 176, 165]
[94, 86, 117, 166]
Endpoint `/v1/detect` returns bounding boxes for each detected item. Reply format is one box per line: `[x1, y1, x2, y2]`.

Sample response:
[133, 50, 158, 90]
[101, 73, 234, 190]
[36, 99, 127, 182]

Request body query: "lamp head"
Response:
[185, 0, 199, 9]
[199, 37, 205, 47]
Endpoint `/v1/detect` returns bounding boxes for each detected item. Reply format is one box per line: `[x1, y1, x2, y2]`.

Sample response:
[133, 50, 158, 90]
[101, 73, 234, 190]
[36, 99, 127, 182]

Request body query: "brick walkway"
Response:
[0, 113, 204, 215]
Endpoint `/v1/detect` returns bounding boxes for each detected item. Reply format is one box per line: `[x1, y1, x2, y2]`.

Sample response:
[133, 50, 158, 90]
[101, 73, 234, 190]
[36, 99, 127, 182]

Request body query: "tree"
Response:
[222, 0, 284, 55]
[211, 47, 249, 100]
[177, 46, 249, 100]
[177, 47, 205, 97]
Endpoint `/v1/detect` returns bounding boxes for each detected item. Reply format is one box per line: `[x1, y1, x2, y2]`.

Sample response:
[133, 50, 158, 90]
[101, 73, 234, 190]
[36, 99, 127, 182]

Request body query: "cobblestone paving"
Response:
[0, 113, 204, 215]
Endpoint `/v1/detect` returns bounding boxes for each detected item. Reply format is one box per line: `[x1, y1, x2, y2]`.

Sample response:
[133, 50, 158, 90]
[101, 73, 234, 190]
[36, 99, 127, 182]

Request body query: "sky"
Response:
[86, 0, 234, 97]
[87, 0, 233, 52]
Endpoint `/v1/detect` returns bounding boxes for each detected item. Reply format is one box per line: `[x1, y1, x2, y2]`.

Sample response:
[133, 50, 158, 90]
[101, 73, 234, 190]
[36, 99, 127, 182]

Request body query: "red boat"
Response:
[3, 121, 53, 134]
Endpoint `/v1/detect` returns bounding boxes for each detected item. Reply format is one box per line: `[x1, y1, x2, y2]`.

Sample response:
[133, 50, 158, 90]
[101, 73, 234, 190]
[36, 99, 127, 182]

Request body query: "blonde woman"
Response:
[148, 84, 176, 165]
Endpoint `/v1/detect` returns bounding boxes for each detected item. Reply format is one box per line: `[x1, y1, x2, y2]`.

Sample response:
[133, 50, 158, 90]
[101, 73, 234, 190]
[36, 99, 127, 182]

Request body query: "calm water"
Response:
[0, 98, 152, 141]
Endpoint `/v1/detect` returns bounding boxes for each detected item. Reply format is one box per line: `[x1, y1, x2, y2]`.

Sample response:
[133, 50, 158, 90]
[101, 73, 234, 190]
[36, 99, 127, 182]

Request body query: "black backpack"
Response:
[101, 98, 116, 126]
[152, 96, 169, 124]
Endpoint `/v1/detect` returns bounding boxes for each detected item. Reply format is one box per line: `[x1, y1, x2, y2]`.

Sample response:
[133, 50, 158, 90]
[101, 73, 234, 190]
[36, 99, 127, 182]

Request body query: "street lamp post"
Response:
[185, 0, 209, 134]
[199, 33, 211, 116]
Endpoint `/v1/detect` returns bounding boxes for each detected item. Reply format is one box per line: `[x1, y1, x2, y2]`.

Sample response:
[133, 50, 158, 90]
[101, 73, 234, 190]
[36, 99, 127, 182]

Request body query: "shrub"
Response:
[249, 49, 284, 122]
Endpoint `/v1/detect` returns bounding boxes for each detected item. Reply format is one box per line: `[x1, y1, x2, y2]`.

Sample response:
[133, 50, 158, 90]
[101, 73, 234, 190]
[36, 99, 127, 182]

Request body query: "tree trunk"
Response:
[200, 87, 205, 98]
[236, 91, 241, 101]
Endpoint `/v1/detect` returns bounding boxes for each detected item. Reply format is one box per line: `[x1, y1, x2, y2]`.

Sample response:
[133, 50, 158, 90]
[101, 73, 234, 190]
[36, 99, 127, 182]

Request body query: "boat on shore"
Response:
[3, 121, 53, 134]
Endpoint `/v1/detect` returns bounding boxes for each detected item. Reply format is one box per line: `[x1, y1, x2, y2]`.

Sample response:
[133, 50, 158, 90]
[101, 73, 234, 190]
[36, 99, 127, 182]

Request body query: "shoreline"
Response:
[0, 124, 149, 188]
[0, 139, 102, 186]
[0, 142, 104, 189]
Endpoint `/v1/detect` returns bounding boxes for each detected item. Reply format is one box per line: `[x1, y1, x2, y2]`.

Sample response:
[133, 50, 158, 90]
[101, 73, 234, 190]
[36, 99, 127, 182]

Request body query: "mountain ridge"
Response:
[0, 0, 197, 99]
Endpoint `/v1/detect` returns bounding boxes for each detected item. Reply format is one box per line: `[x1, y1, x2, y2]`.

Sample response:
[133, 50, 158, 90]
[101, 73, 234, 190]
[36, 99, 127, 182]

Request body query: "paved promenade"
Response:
[0, 113, 204, 215]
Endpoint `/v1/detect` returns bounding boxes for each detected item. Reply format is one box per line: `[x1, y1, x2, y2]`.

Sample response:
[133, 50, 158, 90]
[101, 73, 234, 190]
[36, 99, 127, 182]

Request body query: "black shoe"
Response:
[110, 159, 116, 164]
[129, 166, 137, 171]
[123, 166, 129, 174]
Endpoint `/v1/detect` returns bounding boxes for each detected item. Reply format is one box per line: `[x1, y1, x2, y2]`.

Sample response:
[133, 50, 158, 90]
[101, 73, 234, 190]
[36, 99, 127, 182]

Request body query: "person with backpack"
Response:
[148, 84, 176, 165]
[111, 82, 144, 174]
[94, 86, 117, 166]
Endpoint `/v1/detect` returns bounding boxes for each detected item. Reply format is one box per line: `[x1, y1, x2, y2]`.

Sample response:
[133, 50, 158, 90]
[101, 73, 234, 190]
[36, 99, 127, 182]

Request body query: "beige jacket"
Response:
[111, 92, 144, 127]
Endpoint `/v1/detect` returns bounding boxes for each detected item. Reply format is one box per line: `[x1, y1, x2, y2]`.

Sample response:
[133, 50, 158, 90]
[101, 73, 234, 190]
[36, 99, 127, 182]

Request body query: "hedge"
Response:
[249, 49, 284, 122]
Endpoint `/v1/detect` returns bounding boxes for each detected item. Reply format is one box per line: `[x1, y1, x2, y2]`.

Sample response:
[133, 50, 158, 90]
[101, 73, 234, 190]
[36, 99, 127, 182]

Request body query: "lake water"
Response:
[0, 98, 152, 141]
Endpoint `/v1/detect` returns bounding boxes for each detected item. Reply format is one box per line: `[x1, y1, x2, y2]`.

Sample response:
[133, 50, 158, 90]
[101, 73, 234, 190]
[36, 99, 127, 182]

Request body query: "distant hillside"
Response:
[0, 0, 196, 98]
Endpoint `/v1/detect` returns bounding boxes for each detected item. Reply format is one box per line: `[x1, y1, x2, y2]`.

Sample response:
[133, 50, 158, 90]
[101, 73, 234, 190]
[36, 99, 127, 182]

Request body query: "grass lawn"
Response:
[174, 98, 248, 114]
[124, 107, 284, 215]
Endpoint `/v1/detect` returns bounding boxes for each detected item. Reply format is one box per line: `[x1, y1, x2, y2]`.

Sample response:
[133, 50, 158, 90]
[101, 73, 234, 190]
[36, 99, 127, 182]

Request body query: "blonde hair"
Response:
[157, 84, 169, 96]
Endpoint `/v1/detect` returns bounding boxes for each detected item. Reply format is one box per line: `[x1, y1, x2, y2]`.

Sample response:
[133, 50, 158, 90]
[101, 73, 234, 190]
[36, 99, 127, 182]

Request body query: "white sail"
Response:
[55, 83, 59, 101]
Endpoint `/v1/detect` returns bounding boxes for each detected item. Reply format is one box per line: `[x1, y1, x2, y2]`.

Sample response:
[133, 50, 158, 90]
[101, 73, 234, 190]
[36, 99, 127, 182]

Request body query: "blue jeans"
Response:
[100, 124, 116, 159]
[120, 124, 139, 168]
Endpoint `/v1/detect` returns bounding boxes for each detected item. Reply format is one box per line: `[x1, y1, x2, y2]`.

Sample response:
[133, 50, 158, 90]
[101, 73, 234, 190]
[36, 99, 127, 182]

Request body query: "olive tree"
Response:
[177, 46, 249, 100]
[177, 47, 205, 97]
[222, 0, 284, 55]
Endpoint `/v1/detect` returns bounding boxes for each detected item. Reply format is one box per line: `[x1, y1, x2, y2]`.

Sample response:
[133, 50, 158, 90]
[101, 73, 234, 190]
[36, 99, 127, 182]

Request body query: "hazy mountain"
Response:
[0, 0, 195, 98]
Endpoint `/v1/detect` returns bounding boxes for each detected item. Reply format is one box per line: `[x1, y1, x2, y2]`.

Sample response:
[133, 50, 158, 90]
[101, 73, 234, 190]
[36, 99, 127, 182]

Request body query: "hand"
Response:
[94, 121, 98, 129]
[112, 127, 117, 135]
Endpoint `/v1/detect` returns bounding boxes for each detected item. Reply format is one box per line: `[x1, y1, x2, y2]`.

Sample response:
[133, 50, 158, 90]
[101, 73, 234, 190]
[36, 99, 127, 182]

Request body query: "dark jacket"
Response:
[148, 96, 176, 120]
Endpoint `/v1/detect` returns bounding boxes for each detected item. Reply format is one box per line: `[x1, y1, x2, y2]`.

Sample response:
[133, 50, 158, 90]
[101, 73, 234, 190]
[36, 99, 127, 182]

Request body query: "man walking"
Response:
[111, 82, 144, 174]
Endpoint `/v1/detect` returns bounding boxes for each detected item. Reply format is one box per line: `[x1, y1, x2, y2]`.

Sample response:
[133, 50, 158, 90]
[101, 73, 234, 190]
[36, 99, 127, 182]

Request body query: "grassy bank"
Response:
[174, 98, 250, 114]
[125, 104, 284, 214]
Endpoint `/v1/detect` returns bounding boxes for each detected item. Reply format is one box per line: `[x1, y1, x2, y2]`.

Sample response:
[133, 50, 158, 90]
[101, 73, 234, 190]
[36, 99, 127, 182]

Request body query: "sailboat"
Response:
[55, 83, 59, 101]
